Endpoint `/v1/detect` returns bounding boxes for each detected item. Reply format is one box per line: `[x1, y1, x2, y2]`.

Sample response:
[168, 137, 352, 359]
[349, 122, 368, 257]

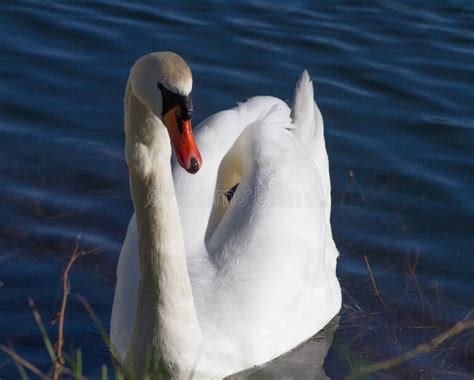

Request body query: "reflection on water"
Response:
[229, 317, 339, 380]
[1, 1, 473, 378]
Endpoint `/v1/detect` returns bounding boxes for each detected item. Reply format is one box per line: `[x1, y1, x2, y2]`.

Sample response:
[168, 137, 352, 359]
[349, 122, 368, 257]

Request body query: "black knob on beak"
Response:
[188, 157, 200, 174]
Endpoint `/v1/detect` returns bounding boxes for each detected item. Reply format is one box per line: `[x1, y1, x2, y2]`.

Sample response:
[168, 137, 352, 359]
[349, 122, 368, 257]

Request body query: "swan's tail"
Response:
[290, 70, 332, 220]
[290, 70, 323, 154]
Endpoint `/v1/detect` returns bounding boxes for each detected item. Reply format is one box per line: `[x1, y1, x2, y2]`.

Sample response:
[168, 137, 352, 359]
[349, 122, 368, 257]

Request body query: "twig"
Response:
[407, 253, 434, 321]
[53, 238, 84, 380]
[341, 287, 364, 312]
[364, 254, 381, 300]
[345, 311, 474, 378]
[347, 170, 368, 205]
[363, 254, 391, 319]
[2, 240, 92, 380]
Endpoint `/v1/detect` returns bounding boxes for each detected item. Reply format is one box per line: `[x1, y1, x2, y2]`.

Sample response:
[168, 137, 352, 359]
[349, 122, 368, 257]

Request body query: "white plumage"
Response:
[111, 52, 341, 378]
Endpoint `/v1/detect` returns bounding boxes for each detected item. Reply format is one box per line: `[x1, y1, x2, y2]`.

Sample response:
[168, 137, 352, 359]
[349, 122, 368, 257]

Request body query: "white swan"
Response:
[110, 51, 341, 379]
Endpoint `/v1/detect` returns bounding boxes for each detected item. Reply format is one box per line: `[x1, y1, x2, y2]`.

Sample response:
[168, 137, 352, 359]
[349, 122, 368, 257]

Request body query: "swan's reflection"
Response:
[227, 316, 339, 380]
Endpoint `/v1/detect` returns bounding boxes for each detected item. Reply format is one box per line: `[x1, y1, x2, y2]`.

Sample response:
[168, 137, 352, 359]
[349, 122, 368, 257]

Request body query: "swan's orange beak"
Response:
[164, 106, 202, 174]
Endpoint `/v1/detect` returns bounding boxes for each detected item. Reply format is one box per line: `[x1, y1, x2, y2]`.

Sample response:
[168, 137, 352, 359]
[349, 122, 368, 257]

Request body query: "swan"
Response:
[110, 51, 341, 379]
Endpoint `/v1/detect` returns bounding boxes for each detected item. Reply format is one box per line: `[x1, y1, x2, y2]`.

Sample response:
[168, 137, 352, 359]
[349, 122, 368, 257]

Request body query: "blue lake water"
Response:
[1, 1, 473, 378]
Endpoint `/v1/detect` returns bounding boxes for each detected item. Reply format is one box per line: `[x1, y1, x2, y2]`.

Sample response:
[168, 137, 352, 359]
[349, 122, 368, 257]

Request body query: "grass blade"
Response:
[73, 349, 83, 379]
[0, 345, 47, 379]
[12, 352, 30, 380]
[76, 295, 130, 380]
[101, 364, 108, 380]
[28, 298, 56, 363]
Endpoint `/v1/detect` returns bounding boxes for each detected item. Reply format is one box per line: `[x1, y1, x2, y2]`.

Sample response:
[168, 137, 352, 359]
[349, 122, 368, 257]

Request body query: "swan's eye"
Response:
[158, 82, 193, 123]
[182, 93, 193, 120]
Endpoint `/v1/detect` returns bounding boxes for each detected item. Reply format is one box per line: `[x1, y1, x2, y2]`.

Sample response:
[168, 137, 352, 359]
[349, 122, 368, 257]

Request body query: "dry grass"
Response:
[1, 239, 473, 379]
[344, 310, 474, 379]
[1, 238, 102, 380]
[336, 250, 474, 378]
[53, 239, 85, 380]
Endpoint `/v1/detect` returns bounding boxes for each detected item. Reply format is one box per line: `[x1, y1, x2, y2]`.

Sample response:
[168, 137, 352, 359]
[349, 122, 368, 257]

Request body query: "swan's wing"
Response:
[207, 119, 326, 280]
[110, 214, 139, 362]
[204, 119, 341, 360]
[171, 96, 292, 256]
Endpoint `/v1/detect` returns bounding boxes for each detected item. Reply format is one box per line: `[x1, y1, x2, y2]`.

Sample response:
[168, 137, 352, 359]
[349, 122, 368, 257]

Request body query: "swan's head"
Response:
[129, 51, 201, 174]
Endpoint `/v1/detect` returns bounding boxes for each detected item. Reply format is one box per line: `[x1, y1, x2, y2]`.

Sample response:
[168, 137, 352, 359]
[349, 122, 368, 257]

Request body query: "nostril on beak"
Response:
[188, 157, 200, 174]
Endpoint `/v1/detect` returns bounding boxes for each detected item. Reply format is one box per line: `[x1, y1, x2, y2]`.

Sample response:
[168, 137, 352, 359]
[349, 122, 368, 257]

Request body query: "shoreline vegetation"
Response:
[1, 238, 127, 380]
[1, 238, 473, 379]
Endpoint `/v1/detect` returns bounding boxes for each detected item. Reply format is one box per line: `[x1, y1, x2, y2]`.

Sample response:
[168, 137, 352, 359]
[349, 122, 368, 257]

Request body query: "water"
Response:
[1, 1, 473, 378]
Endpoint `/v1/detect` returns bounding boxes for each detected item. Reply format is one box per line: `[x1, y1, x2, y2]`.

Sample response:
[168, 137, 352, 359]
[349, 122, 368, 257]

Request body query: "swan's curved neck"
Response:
[124, 82, 201, 378]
